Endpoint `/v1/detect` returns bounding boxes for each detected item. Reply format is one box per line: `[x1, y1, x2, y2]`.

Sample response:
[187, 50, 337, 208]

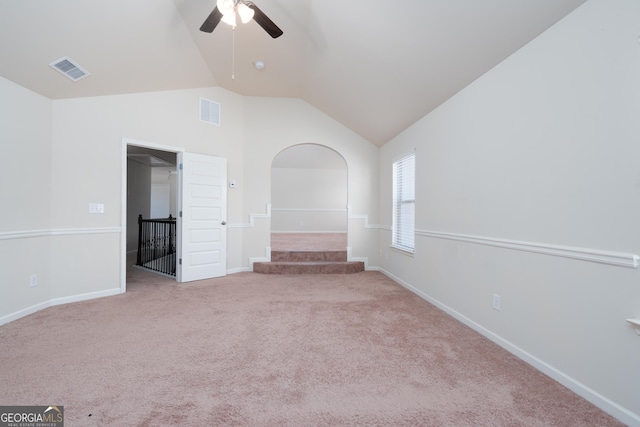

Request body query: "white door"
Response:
[177, 152, 227, 282]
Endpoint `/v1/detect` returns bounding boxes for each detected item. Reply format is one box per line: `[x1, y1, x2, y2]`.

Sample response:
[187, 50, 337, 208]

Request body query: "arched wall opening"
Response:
[270, 143, 348, 249]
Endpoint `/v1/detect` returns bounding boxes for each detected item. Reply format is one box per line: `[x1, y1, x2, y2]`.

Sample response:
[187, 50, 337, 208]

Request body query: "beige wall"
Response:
[126, 160, 151, 251]
[151, 166, 178, 219]
[0, 78, 52, 232]
[379, 0, 640, 424]
[271, 168, 347, 232]
[47, 87, 245, 301]
[0, 77, 52, 321]
[1, 85, 379, 319]
[242, 97, 379, 263]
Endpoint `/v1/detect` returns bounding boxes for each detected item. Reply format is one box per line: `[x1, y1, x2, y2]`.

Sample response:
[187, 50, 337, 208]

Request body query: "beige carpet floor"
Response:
[0, 265, 624, 426]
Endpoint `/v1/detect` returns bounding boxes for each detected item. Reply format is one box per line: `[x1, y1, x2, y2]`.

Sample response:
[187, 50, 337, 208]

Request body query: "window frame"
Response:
[391, 153, 415, 254]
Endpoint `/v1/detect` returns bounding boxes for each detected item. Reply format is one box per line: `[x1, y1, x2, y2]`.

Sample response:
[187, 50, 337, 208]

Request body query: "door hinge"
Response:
[179, 211, 183, 218]
[179, 163, 183, 170]
[179, 258, 182, 265]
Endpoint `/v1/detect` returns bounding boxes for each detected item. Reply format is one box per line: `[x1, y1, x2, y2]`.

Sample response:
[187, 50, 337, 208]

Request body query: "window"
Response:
[392, 153, 415, 252]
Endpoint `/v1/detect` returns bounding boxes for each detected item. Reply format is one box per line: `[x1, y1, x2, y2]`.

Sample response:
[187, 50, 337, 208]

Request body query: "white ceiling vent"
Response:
[200, 97, 220, 126]
[49, 56, 90, 81]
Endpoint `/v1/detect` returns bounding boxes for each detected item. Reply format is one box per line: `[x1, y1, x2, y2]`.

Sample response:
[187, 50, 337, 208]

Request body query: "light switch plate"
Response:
[492, 294, 501, 311]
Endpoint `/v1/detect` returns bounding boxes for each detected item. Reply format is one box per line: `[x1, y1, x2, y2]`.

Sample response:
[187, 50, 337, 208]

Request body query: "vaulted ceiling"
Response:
[0, 0, 586, 146]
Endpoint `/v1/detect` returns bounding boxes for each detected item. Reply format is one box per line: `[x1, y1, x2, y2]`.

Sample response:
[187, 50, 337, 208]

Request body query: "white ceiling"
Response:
[0, 0, 587, 146]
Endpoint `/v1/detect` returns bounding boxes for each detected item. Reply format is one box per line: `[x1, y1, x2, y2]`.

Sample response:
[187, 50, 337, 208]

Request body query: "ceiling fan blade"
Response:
[246, 2, 283, 38]
[200, 7, 223, 33]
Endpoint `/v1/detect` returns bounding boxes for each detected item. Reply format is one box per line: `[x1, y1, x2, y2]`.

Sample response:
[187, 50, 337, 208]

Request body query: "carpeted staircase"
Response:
[253, 249, 364, 274]
[254, 232, 364, 274]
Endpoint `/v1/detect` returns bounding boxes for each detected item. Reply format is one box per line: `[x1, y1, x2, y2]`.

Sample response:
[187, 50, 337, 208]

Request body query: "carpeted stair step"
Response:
[254, 260, 364, 274]
[271, 250, 347, 262]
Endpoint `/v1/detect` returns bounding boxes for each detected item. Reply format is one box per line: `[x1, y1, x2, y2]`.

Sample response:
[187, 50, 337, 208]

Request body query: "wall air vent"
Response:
[200, 97, 221, 126]
[49, 56, 90, 81]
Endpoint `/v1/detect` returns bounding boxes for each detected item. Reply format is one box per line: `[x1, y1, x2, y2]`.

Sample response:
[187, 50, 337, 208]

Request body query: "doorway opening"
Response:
[270, 144, 348, 252]
[125, 144, 179, 287]
[121, 139, 229, 292]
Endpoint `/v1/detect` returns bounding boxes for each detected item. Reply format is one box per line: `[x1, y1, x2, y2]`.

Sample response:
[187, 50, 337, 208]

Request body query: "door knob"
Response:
[221, 221, 227, 225]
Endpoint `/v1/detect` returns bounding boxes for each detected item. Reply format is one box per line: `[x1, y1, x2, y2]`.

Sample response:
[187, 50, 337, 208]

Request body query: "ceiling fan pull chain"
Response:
[231, 26, 236, 80]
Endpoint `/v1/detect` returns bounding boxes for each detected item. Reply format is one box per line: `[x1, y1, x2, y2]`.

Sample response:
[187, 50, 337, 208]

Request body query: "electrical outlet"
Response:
[492, 293, 501, 311]
[88, 203, 105, 214]
[29, 274, 38, 287]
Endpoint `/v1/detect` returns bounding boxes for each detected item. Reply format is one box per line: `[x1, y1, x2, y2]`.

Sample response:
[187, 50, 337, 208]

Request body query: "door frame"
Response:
[120, 137, 184, 293]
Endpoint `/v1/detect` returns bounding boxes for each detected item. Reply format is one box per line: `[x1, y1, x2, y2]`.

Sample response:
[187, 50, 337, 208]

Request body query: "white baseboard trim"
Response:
[50, 288, 122, 307]
[347, 247, 372, 271]
[0, 288, 123, 327]
[416, 229, 639, 269]
[0, 301, 51, 326]
[227, 267, 252, 274]
[249, 246, 271, 271]
[379, 268, 640, 427]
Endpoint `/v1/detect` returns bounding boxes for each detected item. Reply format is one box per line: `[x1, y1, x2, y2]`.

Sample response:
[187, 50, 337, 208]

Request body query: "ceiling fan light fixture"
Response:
[216, 0, 235, 15]
[237, 3, 255, 24]
[221, 11, 236, 27]
[200, 0, 283, 38]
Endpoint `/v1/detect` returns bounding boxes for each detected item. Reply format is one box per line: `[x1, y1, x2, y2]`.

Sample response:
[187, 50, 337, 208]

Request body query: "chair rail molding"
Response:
[347, 205, 381, 229]
[271, 207, 346, 212]
[0, 227, 122, 240]
[227, 203, 271, 229]
[416, 229, 640, 269]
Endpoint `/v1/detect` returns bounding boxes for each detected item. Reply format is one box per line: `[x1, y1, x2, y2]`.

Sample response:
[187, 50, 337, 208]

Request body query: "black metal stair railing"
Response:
[136, 214, 177, 276]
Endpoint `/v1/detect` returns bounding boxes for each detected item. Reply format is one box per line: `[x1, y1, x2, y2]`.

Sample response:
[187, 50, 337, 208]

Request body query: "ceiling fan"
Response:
[200, 0, 283, 39]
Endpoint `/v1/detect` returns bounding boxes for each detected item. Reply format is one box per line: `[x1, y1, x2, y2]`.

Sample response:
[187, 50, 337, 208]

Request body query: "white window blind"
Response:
[392, 153, 415, 252]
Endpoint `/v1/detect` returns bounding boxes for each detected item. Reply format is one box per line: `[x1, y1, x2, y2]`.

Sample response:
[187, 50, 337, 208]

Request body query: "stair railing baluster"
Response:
[135, 214, 177, 277]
